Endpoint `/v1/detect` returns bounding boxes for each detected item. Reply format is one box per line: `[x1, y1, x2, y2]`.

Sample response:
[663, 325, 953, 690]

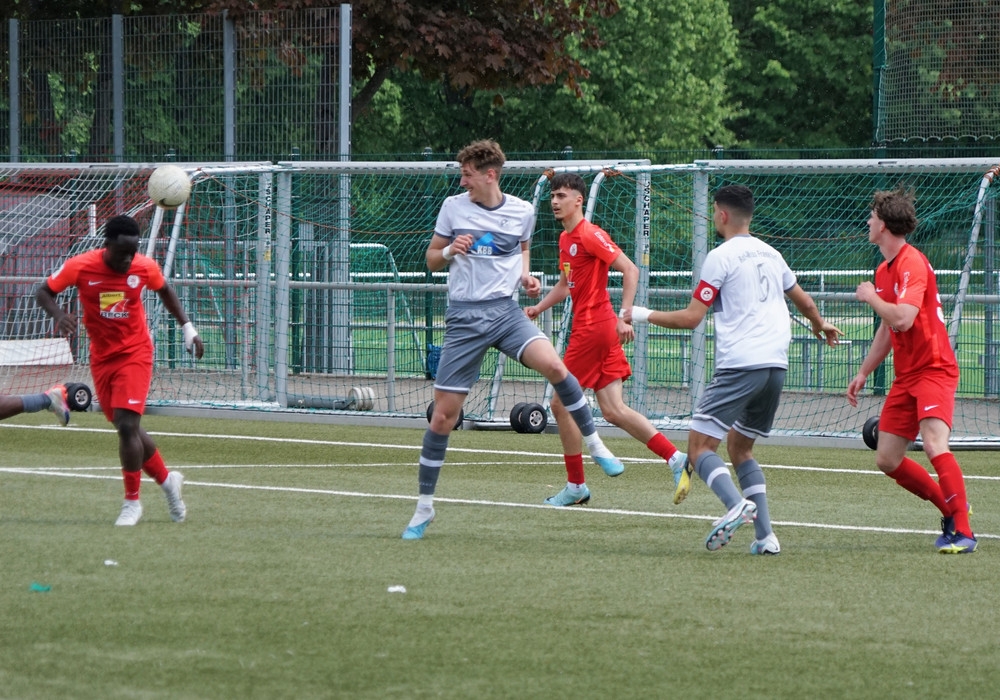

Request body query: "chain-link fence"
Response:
[1, 7, 347, 163]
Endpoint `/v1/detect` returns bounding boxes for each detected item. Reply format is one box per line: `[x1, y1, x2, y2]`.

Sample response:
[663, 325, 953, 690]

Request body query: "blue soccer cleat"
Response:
[593, 454, 624, 477]
[402, 508, 435, 540]
[938, 531, 977, 554]
[544, 485, 591, 507]
[935, 503, 972, 548]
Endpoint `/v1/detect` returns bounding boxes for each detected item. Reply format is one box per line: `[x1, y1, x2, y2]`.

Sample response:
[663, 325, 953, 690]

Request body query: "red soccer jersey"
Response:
[874, 243, 957, 378]
[559, 219, 622, 329]
[46, 248, 165, 363]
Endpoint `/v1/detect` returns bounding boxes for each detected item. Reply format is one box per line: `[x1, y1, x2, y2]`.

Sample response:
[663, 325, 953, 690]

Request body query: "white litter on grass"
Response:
[387, 585, 406, 594]
[103, 560, 118, 567]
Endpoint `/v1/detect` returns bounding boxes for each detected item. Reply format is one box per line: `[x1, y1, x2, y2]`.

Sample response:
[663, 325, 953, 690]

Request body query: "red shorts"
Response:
[91, 356, 153, 421]
[879, 367, 958, 441]
[563, 318, 631, 391]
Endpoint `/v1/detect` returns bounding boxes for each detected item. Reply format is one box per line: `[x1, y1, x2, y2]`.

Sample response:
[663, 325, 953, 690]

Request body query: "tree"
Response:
[207, 0, 620, 118]
[726, 0, 873, 148]
[353, 0, 739, 154]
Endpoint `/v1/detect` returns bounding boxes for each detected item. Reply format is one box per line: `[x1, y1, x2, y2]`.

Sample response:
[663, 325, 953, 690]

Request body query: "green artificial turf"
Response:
[1, 412, 998, 699]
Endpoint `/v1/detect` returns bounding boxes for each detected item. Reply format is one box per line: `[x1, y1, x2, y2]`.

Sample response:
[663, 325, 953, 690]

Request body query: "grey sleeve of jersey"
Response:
[434, 198, 455, 240]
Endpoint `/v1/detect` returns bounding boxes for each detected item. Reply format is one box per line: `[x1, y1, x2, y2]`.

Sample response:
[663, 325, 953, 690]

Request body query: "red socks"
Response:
[123, 451, 170, 499]
[930, 452, 971, 534]
[563, 453, 585, 486]
[142, 450, 169, 485]
[123, 469, 141, 500]
[889, 457, 948, 514]
[646, 432, 678, 462]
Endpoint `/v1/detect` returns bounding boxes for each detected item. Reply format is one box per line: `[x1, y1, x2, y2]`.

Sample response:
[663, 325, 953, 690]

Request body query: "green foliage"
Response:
[727, 0, 873, 148]
[354, 0, 739, 153]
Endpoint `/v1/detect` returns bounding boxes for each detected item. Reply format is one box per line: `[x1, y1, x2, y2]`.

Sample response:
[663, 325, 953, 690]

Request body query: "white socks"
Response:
[585, 433, 614, 459]
[408, 495, 434, 528]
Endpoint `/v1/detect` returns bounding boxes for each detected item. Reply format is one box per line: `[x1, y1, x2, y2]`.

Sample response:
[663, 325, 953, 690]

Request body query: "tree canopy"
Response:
[352, 0, 739, 153]
[0, 0, 880, 156]
[726, 0, 873, 148]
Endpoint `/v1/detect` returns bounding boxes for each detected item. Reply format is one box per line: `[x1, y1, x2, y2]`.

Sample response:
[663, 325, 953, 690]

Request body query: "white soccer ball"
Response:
[148, 164, 192, 208]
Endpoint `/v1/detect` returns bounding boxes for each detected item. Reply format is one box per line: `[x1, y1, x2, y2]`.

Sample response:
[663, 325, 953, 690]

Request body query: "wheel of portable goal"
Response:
[350, 386, 375, 411]
[426, 400, 464, 430]
[862, 415, 879, 450]
[65, 382, 93, 412]
[509, 402, 528, 432]
[517, 402, 548, 434]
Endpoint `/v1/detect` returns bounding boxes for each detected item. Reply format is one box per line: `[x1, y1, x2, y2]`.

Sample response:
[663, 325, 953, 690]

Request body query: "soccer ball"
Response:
[148, 164, 192, 208]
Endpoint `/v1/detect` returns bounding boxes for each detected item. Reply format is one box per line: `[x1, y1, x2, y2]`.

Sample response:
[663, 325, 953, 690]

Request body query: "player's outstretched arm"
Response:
[627, 297, 708, 330]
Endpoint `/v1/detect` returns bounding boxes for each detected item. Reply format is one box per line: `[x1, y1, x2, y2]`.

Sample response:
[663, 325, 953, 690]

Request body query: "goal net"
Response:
[878, 0, 1000, 143]
[2, 158, 998, 446]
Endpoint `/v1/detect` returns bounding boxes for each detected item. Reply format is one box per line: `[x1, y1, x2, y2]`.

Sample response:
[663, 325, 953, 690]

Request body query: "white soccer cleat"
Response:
[750, 531, 781, 555]
[705, 498, 757, 551]
[161, 471, 186, 522]
[115, 499, 143, 526]
[45, 384, 70, 427]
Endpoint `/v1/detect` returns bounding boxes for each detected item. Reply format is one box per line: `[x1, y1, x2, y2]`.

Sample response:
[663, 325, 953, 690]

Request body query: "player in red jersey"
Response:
[847, 188, 976, 553]
[525, 173, 687, 506]
[36, 214, 204, 526]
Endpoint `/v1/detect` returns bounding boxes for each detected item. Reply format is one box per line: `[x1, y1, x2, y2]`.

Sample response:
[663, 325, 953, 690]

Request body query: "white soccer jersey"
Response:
[694, 234, 797, 370]
[435, 192, 536, 302]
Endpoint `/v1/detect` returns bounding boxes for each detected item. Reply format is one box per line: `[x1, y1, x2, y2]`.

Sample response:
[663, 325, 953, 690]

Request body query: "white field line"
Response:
[2, 462, 996, 541]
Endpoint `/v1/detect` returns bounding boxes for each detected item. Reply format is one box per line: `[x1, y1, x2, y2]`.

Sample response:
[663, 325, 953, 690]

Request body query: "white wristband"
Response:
[618, 307, 628, 320]
[630, 306, 652, 324]
[182, 321, 199, 351]
[441, 245, 454, 261]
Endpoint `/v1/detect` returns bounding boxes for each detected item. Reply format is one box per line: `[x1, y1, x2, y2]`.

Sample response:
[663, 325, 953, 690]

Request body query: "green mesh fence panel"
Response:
[879, 0, 1000, 143]
[7, 9, 343, 162]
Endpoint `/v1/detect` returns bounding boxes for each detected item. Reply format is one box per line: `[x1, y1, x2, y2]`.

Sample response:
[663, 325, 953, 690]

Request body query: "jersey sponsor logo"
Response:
[88, 280, 102, 286]
[472, 232, 499, 256]
[875, 287, 883, 293]
[898, 271, 910, 300]
[127, 398, 142, 405]
[127, 274, 140, 288]
[99, 291, 130, 319]
[593, 230, 616, 253]
[923, 404, 939, 411]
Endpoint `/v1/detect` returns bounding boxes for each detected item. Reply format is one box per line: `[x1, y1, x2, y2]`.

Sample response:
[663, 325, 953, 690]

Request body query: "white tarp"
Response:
[0, 339, 73, 366]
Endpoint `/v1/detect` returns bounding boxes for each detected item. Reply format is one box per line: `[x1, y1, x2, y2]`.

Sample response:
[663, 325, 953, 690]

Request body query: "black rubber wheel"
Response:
[65, 382, 93, 412]
[509, 402, 528, 432]
[518, 402, 548, 434]
[426, 400, 464, 430]
[862, 415, 880, 450]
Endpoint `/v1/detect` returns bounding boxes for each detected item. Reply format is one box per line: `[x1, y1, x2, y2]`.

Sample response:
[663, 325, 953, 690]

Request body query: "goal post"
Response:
[1, 158, 998, 447]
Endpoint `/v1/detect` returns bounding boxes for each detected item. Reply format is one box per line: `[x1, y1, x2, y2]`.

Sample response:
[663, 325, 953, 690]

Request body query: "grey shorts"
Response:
[433, 297, 546, 394]
[690, 367, 787, 441]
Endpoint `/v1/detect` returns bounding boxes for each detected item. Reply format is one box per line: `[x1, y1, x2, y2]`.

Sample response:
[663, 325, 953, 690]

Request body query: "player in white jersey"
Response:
[627, 185, 841, 553]
[402, 139, 623, 540]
